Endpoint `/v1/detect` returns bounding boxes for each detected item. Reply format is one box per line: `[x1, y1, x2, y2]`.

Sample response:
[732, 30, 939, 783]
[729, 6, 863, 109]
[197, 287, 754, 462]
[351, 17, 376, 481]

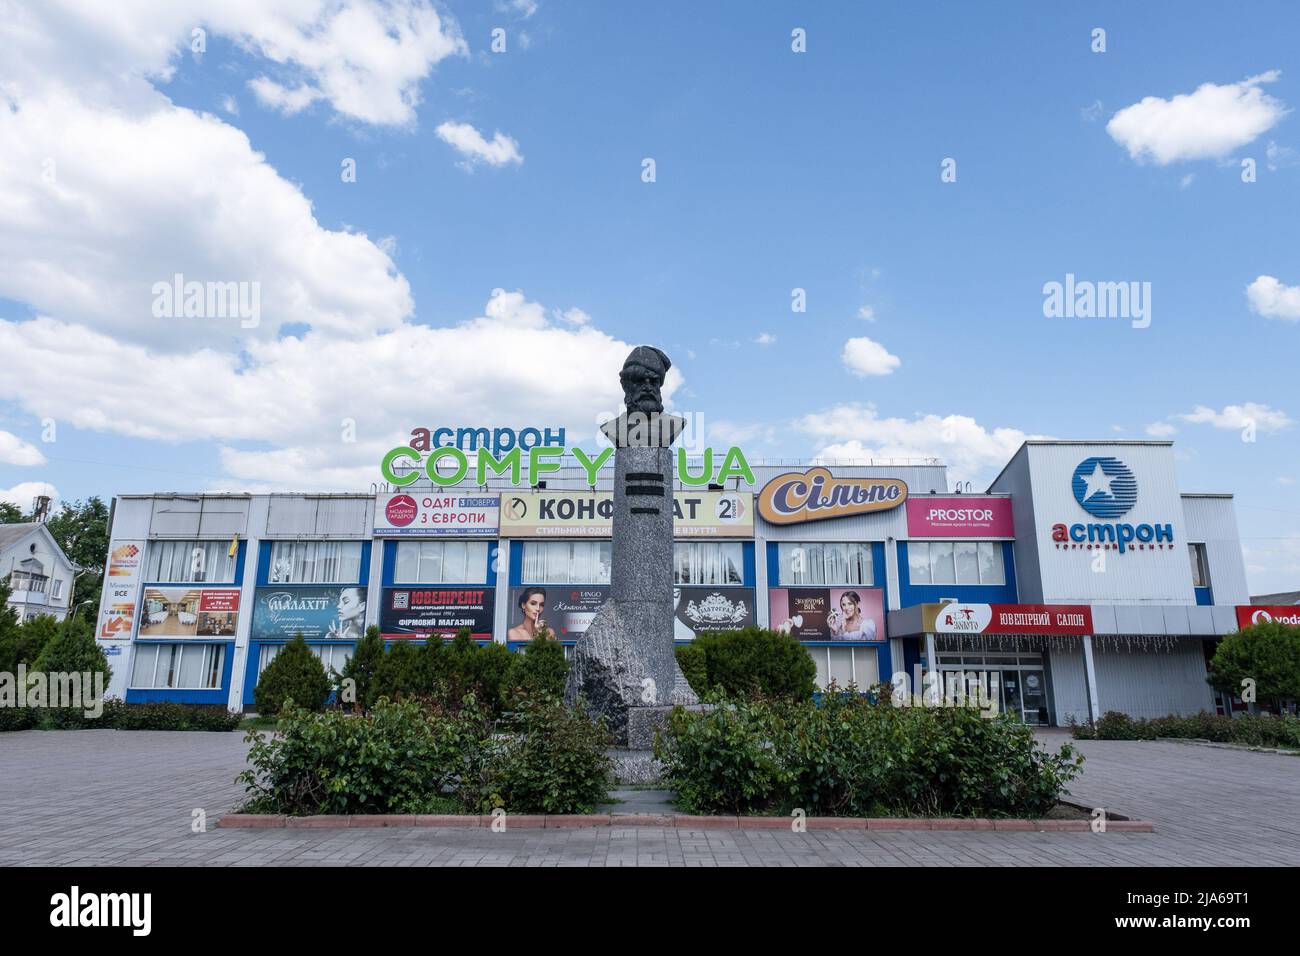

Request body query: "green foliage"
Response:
[1070, 710, 1300, 748]
[44, 497, 110, 619]
[253, 634, 331, 715]
[0, 607, 57, 674]
[507, 629, 568, 702]
[31, 615, 106, 676]
[0, 502, 23, 523]
[458, 695, 612, 814]
[1206, 621, 1300, 711]
[98, 700, 243, 731]
[675, 627, 817, 700]
[365, 629, 568, 716]
[339, 625, 385, 710]
[238, 693, 611, 816]
[655, 689, 1083, 818]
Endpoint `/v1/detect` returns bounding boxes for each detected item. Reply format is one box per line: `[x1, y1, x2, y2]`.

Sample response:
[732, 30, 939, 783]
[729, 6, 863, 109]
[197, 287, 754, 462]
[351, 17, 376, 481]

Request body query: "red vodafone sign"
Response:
[1236, 605, 1300, 629]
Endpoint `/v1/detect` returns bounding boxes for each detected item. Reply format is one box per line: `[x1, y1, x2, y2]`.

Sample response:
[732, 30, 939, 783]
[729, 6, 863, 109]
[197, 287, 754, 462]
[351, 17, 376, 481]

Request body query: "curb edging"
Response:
[217, 813, 1153, 833]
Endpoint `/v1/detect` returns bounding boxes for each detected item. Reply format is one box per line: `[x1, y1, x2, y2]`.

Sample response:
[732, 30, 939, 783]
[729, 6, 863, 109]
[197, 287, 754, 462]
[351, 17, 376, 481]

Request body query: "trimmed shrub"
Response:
[656, 690, 1083, 818]
[238, 692, 611, 816]
[101, 700, 242, 731]
[0, 706, 37, 731]
[338, 625, 385, 711]
[1070, 710, 1300, 749]
[253, 634, 331, 715]
[506, 629, 568, 702]
[675, 627, 817, 700]
[459, 695, 612, 814]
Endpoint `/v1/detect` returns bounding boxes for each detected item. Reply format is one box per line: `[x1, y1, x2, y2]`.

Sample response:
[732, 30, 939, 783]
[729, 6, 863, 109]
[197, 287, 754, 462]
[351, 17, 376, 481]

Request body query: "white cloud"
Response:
[1179, 402, 1292, 433]
[856, 306, 875, 321]
[1107, 70, 1288, 165]
[1246, 275, 1300, 321]
[841, 337, 900, 376]
[496, 0, 539, 17]
[1145, 422, 1177, 438]
[0, 85, 412, 351]
[1, 1, 467, 127]
[1266, 141, 1300, 171]
[796, 404, 1046, 488]
[435, 121, 524, 167]
[0, 430, 46, 466]
[0, 290, 669, 490]
[557, 308, 591, 326]
[221, 95, 239, 116]
[247, 78, 322, 115]
[755, 332, 776, 346]
[0, 481, 59, 512]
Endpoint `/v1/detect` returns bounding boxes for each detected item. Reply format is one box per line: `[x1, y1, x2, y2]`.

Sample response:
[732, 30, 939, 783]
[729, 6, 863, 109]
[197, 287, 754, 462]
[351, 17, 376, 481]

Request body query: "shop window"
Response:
[673, 542, 743, 586]
[908, 541, 1004, 585]
[268, 541, 362, 584]
[145, 540, 237, 584]
[130, 644, 224, 689]
[777, 542, 873, 585]
[521, 541, 612, 584]
[1188, 543, 1210, 589]
[394, 540, 488, 584]
[807, 646, 880, 691]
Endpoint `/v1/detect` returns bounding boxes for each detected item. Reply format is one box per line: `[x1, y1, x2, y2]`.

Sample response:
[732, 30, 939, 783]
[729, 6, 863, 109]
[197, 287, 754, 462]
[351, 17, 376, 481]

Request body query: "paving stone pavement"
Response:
[0, 728, 1295, 866]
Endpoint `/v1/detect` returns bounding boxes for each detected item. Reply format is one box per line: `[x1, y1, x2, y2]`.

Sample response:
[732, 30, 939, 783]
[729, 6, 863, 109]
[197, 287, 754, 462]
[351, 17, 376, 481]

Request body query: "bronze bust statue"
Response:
[619, 346, 670, 415]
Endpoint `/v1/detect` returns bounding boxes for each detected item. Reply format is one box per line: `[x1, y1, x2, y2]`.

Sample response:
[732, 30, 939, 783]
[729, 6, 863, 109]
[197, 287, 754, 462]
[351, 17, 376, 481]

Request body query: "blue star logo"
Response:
[1071, 457, 1137, 518]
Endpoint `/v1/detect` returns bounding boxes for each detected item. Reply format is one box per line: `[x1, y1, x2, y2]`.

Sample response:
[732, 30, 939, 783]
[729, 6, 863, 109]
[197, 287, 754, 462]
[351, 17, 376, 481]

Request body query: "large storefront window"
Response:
[394, 540, 489, 584]
[268, 541, 362, 584]
[807, 645, 880, 690]
[130, 643, 225, 689]
[145, 540, 237, 583]
[521, 541, 612, 584]
[777, 542, 873, 585]
[907, 541, 1004, 585]
[674, 542, 743, 586]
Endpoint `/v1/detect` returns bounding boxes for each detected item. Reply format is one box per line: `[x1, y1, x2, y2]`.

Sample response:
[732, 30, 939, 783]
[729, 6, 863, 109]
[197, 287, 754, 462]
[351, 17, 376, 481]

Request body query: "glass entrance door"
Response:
[1020, 669, 1047, 725]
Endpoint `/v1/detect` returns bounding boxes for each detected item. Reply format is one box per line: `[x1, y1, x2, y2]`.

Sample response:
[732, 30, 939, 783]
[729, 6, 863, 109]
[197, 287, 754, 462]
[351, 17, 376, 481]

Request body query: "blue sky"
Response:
[0, 0, 1296, 592]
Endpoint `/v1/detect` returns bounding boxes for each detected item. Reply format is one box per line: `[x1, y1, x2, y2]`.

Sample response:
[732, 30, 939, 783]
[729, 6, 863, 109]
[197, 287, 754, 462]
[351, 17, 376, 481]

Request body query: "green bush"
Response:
[655, 689, 1083, 818]
[1206, 621, 1300, 712]
[253, 634, 331, 715]
[237, 692, 612, 816]
[0, 706, 37, 731]
[0, 613, 58, 674]
[338, 625, 385, 710]
[675, 627, 817, 700]
[25, 617, 112, 728]
[506, 630, 568, 702]
[1070, 710, 1300, 749]
[101, 700, 242, 731]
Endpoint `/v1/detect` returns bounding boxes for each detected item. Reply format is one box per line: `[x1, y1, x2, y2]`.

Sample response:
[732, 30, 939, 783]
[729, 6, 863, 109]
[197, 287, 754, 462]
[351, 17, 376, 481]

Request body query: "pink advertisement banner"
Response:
[906, 497, 1015, 537]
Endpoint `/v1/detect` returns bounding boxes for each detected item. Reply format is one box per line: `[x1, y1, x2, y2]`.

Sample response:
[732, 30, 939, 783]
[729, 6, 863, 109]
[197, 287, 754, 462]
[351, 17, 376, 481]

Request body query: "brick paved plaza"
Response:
[0, 729, 1295, 866]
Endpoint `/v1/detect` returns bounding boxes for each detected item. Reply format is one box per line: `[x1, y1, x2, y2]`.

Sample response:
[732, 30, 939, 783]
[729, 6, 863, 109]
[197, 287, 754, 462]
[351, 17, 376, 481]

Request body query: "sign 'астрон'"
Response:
[757, 467, 907, 525]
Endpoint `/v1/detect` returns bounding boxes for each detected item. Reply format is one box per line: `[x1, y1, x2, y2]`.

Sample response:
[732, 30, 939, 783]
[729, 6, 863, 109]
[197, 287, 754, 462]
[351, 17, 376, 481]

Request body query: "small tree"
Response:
[32, 615, 111, 685]
[1207, 621, 1300, 713]
[677, 627, 817, 700]
[254, 634, 331, 715]
[340, 625, 385, 710]
[0, 587, 54, 673]
[508, 628, 568, 701]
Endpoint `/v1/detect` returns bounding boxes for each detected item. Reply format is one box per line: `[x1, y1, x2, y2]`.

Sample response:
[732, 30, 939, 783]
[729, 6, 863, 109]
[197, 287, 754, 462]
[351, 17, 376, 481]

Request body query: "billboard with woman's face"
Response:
[250, 586, 367, 641]
[768, 587, 885, 641]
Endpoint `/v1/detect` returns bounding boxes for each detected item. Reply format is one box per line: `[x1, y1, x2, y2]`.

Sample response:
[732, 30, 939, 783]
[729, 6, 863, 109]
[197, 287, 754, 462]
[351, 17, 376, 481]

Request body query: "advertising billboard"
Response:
[98, 540, 144, 640]
[380, 587, 494, 639]
[905, 497, 1015, 537]
[768, 587, 885, 641]
[138, 588, 241, 638]
[504, 585, 755, 641]
[499, 490, 753, 537]
[250, 586, 368, 641]
[374, 492, 499, 536]
[757, 468, 907, 525]
[922, 603, 1093, 636]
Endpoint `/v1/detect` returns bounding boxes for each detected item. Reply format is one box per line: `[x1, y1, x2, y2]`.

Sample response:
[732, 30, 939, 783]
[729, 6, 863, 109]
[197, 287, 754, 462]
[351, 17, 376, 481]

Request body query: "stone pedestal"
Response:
[565, 410, 700, 746]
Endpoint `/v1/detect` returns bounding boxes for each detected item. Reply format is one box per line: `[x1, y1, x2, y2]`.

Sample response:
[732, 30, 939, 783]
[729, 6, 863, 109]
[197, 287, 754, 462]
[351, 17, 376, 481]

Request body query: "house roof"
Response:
[0, 523, 40, 550]
[1251, 590, 1300, 605]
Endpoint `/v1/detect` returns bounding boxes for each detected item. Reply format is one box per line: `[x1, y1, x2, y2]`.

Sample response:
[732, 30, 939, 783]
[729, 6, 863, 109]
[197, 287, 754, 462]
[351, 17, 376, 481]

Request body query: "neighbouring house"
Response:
[0, 522, 77, 622]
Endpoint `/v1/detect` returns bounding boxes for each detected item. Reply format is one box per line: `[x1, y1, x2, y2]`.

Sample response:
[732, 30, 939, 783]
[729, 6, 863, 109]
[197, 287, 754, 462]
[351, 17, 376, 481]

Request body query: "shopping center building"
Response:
[94, 439, 1274, 723]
